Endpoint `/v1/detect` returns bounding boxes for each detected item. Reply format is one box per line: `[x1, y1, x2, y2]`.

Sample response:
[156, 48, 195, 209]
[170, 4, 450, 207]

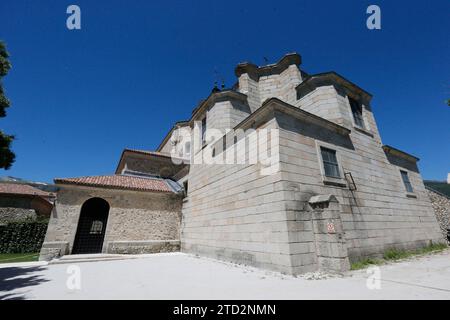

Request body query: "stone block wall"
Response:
[308, 196, 350, 272]
[182, 105, 444, 274]
[294, 84, 382, 143]
[180, 56, 444, 274]
[294, 86, 343, 125]
[181, 119, 301, 274]
[237, 64, 302, 112]
[257, 65, 302, 106]
[276, 111, 444, 262]
[207, 100, 251, 133]
[237, 74, 260, 113]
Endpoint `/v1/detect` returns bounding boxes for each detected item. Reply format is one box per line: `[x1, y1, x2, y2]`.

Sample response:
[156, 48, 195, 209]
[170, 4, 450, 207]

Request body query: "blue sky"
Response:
[0, 0, 449, 183]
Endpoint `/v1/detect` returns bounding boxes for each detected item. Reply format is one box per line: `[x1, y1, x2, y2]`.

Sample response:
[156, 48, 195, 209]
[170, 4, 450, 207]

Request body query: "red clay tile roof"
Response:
[0, 182, 52, 197]
[54, 175, 173, 193]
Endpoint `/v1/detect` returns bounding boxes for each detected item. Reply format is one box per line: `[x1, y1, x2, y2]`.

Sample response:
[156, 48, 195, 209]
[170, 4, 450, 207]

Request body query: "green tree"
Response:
[0, 41, 15, 169]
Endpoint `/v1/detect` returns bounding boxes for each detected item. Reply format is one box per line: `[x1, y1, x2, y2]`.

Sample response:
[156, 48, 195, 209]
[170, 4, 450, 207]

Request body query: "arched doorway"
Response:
[72, 197, 110, 254]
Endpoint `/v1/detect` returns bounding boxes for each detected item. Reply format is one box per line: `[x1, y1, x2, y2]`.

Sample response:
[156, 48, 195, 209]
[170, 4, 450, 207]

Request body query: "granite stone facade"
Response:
[177, 53, 445, 274]
[40, 53, 445, 275]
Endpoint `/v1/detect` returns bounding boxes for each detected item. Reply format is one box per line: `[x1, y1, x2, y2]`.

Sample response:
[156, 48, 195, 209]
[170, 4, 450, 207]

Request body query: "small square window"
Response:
[349, 97, 365, 128]
[320, 147, 341, 178]
[400, 170, 413, 193]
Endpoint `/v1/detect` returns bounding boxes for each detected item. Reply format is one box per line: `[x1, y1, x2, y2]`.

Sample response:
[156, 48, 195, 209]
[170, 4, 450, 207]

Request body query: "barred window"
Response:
[349, 97, 365, 128]
[400, 170, 413, 193]
[90, 220, 103, 234]
[321, 147, 341, 178]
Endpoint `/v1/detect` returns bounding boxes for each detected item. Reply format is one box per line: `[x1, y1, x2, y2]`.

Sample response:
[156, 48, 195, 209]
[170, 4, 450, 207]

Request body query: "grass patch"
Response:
[383, 249, 411, 260]
[351, 242, 448, 270]
[383, 243, 448, 261]
[350, 258, 382, 270]
[0, 253, 40, 264]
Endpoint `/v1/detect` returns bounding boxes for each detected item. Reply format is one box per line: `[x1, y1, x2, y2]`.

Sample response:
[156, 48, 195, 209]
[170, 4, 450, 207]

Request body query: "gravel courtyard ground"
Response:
[1, 250, 450, 300]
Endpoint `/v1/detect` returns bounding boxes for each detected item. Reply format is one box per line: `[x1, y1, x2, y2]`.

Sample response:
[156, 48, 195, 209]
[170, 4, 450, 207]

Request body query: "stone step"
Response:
[49, 253, 138, 265]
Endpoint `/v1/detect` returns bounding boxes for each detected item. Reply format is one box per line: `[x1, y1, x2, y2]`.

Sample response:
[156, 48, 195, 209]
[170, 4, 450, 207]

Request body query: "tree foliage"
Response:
[0, 40, 15, 169]
[0, 131, 15, 169]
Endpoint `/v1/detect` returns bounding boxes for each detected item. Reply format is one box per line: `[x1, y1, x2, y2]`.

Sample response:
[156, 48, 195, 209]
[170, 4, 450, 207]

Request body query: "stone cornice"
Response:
[235, 97, 351, 136]
[115, 148, 187, 175]
[190, 90, 248, 122]
[296, 72, 373, 104]
[382, 145, 420, 163]
[235, 53, 302, 81]
[156, 121, 189, 152]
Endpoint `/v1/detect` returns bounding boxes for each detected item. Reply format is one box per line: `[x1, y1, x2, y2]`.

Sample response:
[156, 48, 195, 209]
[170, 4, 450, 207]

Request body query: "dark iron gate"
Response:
[72, 198, 109, 254]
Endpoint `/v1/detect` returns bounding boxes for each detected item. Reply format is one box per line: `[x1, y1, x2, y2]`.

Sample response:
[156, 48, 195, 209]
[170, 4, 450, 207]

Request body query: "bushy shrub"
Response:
[0, 219, 49, 253]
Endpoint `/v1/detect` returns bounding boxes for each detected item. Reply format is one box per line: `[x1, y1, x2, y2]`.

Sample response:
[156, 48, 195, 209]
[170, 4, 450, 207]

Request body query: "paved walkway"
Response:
[1, 251, 450, 299]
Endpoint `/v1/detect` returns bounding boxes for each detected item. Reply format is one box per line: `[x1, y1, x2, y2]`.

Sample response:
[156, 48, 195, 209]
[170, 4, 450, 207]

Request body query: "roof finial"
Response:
[211, 80, 220, 93]
[211, 68, 221, 93]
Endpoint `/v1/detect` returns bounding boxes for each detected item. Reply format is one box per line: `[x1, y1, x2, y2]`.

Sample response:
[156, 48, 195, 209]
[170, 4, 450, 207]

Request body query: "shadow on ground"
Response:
[0, 266, 49, 300]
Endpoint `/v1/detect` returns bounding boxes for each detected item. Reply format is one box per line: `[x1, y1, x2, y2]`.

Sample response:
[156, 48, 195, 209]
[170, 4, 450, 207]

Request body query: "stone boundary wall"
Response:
[428, 189, 450, 243]
[0, 207, 37, 224]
